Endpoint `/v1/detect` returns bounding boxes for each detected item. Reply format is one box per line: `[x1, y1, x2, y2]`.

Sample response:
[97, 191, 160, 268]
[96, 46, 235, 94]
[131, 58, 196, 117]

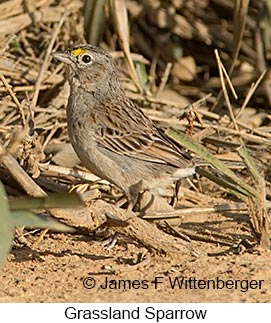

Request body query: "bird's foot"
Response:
[98, 233, 119, 249]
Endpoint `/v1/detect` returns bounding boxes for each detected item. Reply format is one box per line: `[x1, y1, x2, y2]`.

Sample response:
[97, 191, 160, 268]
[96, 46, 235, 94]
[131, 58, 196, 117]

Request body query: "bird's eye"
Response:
[81, 54, 92, 64]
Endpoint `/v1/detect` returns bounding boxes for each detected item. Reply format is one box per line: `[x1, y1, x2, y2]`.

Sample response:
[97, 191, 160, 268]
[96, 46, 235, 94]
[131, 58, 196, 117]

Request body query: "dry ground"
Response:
[0, 0, 271, 304]
[0, 227, 270, 303]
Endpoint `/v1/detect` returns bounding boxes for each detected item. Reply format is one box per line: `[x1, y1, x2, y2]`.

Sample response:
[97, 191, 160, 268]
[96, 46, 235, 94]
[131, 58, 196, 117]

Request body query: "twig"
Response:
[0, 72, 25, 125]
[0, 143, 45, 197]
[214, 49, 239, 133]
[38, 163, 109, 184]
[110, 0, 142, 92]
[142, 203, 248, 220]
[255, 2, 271, 104]
[156, 62, 172, 98]
[235, 70, 266, 120]
[211, 0, 249, 111]
[29, 11, 68, 113]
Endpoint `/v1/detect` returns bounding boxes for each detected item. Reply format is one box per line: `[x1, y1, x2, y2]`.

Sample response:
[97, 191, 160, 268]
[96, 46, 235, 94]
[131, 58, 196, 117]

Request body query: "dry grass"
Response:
[0, 0, 270, 255]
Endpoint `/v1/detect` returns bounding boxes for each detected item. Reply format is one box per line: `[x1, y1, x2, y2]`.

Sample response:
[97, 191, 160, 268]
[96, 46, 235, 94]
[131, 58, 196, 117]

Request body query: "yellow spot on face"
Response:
[71, 48, 86, 57]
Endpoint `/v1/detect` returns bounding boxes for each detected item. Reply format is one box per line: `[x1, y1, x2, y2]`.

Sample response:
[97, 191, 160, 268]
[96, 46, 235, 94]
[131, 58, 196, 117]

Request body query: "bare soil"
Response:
[0, 229, 270, 303]
[0, 0, 271, 304]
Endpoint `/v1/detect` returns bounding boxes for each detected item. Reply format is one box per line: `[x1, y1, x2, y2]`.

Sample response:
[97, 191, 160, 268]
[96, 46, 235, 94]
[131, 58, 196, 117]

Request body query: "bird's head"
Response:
[52, 44, 120, 94]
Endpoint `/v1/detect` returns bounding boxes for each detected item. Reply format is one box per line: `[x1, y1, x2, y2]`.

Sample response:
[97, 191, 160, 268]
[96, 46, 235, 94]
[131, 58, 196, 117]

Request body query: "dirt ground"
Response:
[0, 227, 270, 303]
[0, 0, 271, 305]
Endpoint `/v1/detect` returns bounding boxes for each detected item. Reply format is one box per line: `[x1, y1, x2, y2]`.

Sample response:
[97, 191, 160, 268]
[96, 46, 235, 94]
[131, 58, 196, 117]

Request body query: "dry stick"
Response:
[29, 11, 68, 114]
[148, 51, 158, 93]
[41, 126, 59, 152]
[235, 71, 266, 120]
[0, 85, 49, 93]
[38, 163, 109, 184]
[110, 0, 142, 93]
[234, 115, 271, 139]
[111, 51, 150, 64]
[0, 143, 45, 197]
[212, 0, 249, 111]
[214, 49, 240, 134]
[205, 125, 270, 145]
[190, 93, 213, 108]
[255, 3, 271, 105]
[219, 61, 238, 100]
[0, 72, 25, 125]
[156, 62, 172, 98]
[232, 0, 250, 75]
[142, 204, 248, 220]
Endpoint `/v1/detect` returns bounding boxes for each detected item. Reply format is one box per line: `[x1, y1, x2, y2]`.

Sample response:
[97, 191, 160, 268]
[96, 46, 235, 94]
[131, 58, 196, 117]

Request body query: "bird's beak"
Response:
[51, 51, 73, 65]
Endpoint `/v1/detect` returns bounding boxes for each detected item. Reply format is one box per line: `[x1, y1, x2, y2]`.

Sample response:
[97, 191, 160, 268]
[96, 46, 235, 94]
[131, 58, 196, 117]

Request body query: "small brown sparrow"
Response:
[52, 44, 195, 209]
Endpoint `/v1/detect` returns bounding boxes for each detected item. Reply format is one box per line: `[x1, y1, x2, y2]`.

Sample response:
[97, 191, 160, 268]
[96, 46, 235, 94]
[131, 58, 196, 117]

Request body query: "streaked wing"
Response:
[94, 101, 193, 168]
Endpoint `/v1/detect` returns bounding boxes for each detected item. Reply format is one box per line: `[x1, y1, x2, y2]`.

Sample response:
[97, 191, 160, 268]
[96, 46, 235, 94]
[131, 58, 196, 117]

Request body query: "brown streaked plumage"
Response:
[52, 44, 195, 207]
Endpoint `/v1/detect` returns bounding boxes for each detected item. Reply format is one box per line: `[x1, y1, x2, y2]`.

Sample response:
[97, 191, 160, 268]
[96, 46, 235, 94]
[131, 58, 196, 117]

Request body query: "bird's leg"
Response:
[114, 180, 143, 210]
[99, 232, 119, 249]
[99, 191, 137, 249]
[136, 191, 173, 215]
[115, 196, 128, 208]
